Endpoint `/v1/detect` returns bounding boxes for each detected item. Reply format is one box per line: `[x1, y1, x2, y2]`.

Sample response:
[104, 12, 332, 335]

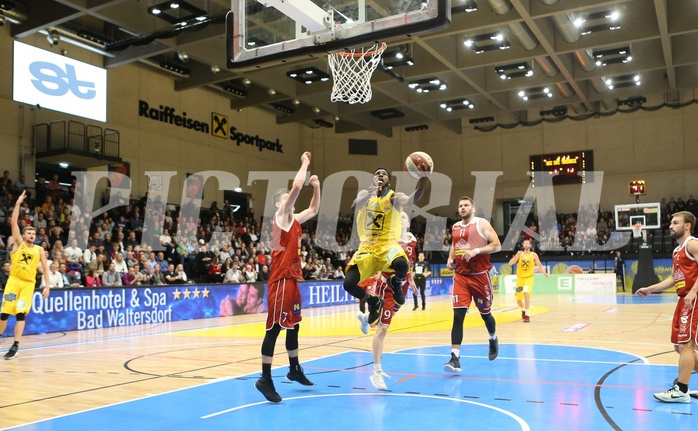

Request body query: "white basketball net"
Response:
[631, 224, 643, 239]
[328, 42, 387, 105]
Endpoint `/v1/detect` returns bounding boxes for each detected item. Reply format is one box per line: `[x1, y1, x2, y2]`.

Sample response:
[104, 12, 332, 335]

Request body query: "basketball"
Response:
[405, 151, 434, 179]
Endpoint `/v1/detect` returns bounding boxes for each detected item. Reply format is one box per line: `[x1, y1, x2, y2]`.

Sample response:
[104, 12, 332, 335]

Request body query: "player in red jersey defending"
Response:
[254, 152, 321, 403]
[444, 196, 501, 373]
[360, 211, 419, 390]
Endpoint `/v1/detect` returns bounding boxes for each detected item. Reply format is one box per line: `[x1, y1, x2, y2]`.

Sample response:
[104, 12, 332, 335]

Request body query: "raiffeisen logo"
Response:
[138, 100, 210, 134]
[211, 112, 283, 153]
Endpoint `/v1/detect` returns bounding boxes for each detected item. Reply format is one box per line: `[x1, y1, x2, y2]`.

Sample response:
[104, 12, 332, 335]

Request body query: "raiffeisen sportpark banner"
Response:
[4, 278, 454, 336]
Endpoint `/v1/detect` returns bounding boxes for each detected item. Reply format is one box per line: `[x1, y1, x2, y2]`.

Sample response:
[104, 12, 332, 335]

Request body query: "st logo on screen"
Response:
[29, 61, 97, 99]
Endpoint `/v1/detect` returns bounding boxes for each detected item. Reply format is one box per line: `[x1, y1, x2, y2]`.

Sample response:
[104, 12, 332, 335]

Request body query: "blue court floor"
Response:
[4, 343, 692, 431]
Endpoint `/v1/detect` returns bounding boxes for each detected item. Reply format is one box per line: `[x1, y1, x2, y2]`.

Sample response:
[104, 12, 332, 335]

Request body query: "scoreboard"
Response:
[530, 150, 593, 185]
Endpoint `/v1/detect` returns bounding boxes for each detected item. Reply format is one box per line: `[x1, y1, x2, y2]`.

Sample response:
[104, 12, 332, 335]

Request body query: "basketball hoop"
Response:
[328, 42, 387, 104]
[631, 223, 643, 239]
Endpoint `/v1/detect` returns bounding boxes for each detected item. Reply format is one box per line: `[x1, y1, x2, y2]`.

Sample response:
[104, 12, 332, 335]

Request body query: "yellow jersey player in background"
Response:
[0, 191, 51, 359]
[508, 238, 548, 322]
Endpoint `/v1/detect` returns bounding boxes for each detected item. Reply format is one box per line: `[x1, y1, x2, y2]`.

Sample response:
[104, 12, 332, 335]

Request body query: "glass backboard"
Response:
[614, 202, 661, 230]
[226, 0, 450, 69]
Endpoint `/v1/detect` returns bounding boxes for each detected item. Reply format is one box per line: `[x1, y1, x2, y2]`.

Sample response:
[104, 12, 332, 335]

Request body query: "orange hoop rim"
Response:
[334, 42, 387, 58]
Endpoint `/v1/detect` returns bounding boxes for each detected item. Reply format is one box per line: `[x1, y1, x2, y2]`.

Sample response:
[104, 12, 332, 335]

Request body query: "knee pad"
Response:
[0, 313, 8, 321]
[16, 313, 26, 321]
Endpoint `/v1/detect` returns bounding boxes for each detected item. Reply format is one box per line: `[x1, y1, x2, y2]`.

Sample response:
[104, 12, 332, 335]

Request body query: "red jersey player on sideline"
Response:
[637, 211, 698, 403]
[254, 152, 321, 404]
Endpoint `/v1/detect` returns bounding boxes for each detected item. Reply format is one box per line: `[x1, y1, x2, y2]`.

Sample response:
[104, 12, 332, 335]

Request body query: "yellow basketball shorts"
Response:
[1, 277, 35, 315]
[347, 242, 408, 283]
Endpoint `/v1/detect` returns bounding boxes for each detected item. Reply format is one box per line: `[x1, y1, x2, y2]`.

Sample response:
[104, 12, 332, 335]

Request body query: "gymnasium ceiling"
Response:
[4, 0, 698, 136]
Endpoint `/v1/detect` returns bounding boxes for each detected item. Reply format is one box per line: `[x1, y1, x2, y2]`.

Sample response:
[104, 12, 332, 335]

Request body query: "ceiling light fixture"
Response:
[147, 0, 207, 25]
[267, 88, 276, 96]
[618, 96, 646, 107]
[464, 31, 510, 54]
[605, 74, 641, 90]
[370, 108, 405, 120]
[469, 116, 495, 124]
[577, 9, 622, 35]
[405, 125, 429, 132]
[408, 77, 447, 93]
[593, 46, 632, 66]
[177, 51, 189, 62]
[159, 59, 190, 75]
[221, 83, 248, 97]
[210, 65, 220, 74]
[440, 98, 475, 112]
[540, 105, 568, 117]
[495, 62, 533, 80]
[312, 106, 321, 114]
[314, 119, 333, 128]
[286, 67, 331, 84]
[382, 49, 415, 69]
[463, 0, 478, 13]
[518, 87, 553, 101]
[273, 103, 295, 114]
[242, 77, 252, 87]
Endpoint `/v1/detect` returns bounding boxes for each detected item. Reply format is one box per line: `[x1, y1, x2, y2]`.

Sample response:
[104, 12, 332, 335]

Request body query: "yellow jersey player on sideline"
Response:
[0, 190, 51, 359]
[508, 238, 548, 322]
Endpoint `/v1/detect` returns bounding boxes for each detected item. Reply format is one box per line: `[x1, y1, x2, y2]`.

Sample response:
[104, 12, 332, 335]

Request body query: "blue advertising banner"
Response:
[2, 277, 457, 336]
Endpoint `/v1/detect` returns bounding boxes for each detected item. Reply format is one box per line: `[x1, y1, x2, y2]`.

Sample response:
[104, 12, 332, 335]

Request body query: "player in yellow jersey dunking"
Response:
[0, 191, 50, 359]
[508, 238, 548, 322]
[343, 167, 428, 326]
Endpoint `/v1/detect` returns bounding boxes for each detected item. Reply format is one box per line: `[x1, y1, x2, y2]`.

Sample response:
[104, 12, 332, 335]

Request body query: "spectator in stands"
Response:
[113, 252, 128, 275]
[123, 250, 136, 269]
[86, 253, 106, 277]
[258, 264, 270, 282]
[151, 264, 166, 285]
[59, 262, 81, 287]
[85, 268, 102, 288]
[0, 171, 13, 194]
[243, 264, 257, 282]
[225, 261, 242, 283]
[63, 238, 82, 265]
[137, 262, 152, 285]
[102, 262, 122, 287]
[41, 262, 64, 290]
[121, 265, 140, 286]
[667, 197, 677, 215]
[686, 195, 697, 217]
[0, 261, 10, 290]
[174, 263, 190, 284]
[83, 244, 97, 267]
[207, 256, 224, 283]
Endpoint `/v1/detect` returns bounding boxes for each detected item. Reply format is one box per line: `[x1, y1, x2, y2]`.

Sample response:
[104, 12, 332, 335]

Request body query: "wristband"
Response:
[474, 248, 481, 255]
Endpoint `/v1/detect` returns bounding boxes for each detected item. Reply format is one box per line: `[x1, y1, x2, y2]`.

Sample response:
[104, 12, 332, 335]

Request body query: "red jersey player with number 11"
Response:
[444, 196, 501, 373]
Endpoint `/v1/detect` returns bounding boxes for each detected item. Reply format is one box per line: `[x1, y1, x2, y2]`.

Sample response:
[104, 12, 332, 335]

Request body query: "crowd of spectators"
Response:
[0, 168, 695, 289]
